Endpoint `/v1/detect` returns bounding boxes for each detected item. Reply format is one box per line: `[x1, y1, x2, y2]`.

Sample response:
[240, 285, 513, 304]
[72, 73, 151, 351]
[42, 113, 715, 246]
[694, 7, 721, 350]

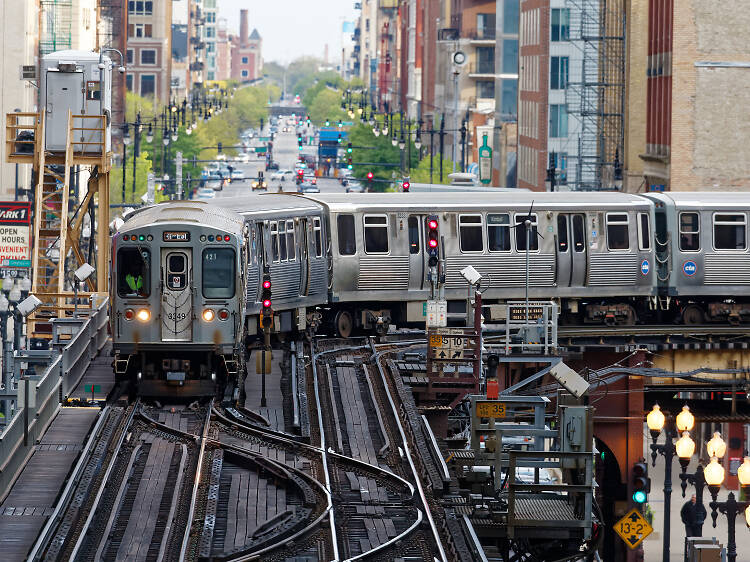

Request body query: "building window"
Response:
[241, 70, 248, 78]
[206, 43, 215, 53]
[503, 0, 519, 34]
[365, 18, 370, 32]
[550, 56, 569, 89]
[128, 0, 152, 15]
[502, 39, 518, 73]
[551, 9, 570, 41]
[127, 49, 133, 64]
[476, 13, 496, 39]
[242, 56, 248, 64]
[140, 74, 155, 97]
[549, 104, 568, 137]
[141, 49, 156, 65]
[126, 74, 133, 91]
[207, 71, 215, 80]
[500, 79, 517, 116]
[206, 12, 215, 23]
[128, 23, 152, 38]
[475, 47, 494, 74]
[476, 80, 495, 100]
[205, 27, 215, 38]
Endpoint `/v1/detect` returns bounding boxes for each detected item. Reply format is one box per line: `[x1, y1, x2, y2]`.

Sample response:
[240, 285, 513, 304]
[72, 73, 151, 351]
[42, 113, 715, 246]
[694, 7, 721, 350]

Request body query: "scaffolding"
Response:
[565, 0, 626, 190]
[39, 0, 73, 56]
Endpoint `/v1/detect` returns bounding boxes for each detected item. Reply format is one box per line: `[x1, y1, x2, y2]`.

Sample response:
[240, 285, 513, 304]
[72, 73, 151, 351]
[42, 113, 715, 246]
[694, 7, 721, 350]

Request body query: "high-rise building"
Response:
[203, 0, 217, 81]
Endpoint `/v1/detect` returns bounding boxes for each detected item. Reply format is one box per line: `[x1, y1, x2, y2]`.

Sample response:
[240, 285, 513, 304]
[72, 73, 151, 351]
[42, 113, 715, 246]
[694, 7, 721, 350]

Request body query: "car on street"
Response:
[230, 169, 244, 182]
[271, 170, 294, 181]
[205, 178, 223, 190]
[266, 160, 280, 171]
[196, 187, 216, 200]
[298, 183, 320, 194]
[346, 180, 367, 193]
[235, 153, 250, 163]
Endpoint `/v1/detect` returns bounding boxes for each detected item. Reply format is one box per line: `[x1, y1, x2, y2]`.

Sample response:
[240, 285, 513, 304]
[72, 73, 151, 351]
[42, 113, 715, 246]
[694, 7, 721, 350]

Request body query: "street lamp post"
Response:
[132, 112, 142, 201]
[647, 404, 696, 562]
[704, 456, 750, 562]
[122, 124, 130, 203]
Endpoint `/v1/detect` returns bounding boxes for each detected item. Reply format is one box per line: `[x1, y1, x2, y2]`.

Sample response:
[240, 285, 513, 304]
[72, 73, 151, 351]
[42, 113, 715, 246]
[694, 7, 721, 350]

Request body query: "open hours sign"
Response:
[0, 202, 31, 269]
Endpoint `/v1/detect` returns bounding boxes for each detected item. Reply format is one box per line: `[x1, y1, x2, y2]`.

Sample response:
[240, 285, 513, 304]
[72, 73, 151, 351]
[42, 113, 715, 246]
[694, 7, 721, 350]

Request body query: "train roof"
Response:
[301, 191, 651, 211]
[644, 191, 750, 209]
[209, 193, 325, 217]
[119, 200, 245, 233]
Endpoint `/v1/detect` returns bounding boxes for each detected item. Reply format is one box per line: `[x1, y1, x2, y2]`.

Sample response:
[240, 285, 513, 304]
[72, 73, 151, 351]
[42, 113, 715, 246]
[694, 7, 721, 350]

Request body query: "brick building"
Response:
[230, 10, 262, 82]
[126, 0, 172, 103]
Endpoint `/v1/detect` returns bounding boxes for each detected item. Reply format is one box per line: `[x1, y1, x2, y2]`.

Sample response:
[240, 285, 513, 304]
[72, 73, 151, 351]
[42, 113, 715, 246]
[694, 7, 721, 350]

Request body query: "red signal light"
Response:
[366, 172, 374, 180]
[223, 235, 230, 241]
[428, 238, 438, 248]
[262, 299, 272, 308]
[262, 280, 271, 289]
[402, 181, 410, 191]
[428, 219, 438, 230]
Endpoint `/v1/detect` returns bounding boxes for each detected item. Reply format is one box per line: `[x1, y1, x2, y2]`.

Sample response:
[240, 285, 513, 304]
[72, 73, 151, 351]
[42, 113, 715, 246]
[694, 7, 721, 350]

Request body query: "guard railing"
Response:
[0, 296, 109, 501]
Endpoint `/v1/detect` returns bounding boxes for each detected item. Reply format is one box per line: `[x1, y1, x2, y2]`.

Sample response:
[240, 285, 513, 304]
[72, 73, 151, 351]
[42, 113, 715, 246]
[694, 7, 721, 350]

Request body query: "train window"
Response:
[168, 253, 185, 273]
[313, 217, 323, 257]
[270, 222, 279, 262]
[556, 215, 568, 252]
[459, 215, 484, 252]
[679, 213, 700, 251]
[572, 215, 585, 252]
[278, 221, 288, 261]
[202, 248, 235, 298]
[286, 220, 296, 261]
[166, 252, 187, 290]
[408, 216, 420, 254]
[714, 214, 746, 250]
[364, 215, 389, 254]
[117, 247, 150, 298]
[338, 214, 356, 255]
[488, 214, 511, 252]
[638, 213, 651, 251]
[606, 213, 629, 250]
[515, 213, 539, 251]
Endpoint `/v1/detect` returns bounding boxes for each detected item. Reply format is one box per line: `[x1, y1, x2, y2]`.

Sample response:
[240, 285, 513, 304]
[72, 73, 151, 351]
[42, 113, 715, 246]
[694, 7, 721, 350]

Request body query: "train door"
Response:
[299, 218, 310, 296]
[161, 249, 193, 341]
[556, 214, 587, 286]
[407, 215, 425, 291]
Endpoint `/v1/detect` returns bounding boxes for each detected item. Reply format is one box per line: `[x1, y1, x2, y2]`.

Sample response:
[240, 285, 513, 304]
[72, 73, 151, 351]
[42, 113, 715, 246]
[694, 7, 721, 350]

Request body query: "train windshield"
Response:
[117, 247, 151, 298]
[202, 248, 235, 298]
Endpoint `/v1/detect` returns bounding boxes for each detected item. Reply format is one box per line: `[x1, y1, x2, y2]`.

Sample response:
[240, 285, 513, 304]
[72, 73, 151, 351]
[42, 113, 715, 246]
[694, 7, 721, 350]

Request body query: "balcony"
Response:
[468, 61, 496, 77]
[438, 28, 459, 41]
[466, 27, 496, 42]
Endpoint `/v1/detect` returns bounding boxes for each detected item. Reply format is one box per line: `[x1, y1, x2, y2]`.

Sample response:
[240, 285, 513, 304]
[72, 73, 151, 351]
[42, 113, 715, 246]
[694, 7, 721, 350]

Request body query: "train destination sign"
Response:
[0, 202, 31, 270]
[163, 231, 190, 242]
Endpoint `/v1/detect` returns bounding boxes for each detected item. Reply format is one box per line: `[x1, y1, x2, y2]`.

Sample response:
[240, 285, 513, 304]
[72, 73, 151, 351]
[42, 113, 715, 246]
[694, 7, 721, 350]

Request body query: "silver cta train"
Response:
[111, 191, 750, 395]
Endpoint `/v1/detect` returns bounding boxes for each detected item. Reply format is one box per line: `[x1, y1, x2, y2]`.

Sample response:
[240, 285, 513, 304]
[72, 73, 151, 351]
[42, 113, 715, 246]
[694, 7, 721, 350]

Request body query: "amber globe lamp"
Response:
[675, 432, 696, 472]
[647, 404, 666, 442]
[707, 432, 728, 459]
[738, 457, 750, 494]
[675, 405, 695, 432]
[705, 456, 725, 501]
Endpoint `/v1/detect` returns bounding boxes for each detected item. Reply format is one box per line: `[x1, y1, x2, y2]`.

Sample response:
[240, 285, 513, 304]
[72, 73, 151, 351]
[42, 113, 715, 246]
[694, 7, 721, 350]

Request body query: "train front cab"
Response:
[112, 222, 244, 396]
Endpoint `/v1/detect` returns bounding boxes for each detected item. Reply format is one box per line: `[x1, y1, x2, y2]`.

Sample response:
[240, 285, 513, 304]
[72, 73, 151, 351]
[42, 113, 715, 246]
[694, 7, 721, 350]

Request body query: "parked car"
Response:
[298, 182, 320, 194]
[346, 180, 366, 193]
[271, 170, 294, 181]
[196, 187, 216, 200]
[205, 178, 223, 191]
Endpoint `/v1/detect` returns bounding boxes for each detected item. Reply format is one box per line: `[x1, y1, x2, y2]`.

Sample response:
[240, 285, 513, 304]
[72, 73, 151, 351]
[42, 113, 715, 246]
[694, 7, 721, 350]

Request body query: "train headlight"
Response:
[218, 309, 229, 321]
[202, 309, 215, 322]
[136, 308, 150, 322]
[124, 309, 134, 320]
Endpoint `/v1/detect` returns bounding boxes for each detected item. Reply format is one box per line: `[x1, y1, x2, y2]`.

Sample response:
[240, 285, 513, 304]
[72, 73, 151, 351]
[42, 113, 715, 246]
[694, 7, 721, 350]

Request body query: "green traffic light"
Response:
[347, 164, 353, 170]
[632, 490, 647, 504]
[347, 147, 352, 153]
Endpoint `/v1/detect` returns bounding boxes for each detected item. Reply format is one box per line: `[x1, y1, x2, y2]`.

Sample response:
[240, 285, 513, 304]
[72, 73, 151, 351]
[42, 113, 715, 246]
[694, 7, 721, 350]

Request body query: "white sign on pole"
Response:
[426, 299, 447, 327]
[147, 173, 155, 204]
[0, 202, 32, 272]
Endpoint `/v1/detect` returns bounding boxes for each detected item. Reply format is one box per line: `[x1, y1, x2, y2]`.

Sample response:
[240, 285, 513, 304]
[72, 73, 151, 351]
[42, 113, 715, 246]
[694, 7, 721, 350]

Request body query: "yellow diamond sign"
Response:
[614, 508, 653, 549]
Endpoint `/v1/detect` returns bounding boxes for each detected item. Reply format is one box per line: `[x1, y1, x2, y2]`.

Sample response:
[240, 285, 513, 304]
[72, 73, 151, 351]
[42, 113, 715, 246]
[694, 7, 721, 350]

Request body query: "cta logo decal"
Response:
[640, 260, 650, 275]
[683, 260, 697, 276]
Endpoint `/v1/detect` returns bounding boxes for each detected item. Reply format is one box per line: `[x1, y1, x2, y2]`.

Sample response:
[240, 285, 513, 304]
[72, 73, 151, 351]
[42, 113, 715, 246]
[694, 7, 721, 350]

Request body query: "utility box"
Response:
[40, 50, 112, 153]
[558, 405, 594, 468]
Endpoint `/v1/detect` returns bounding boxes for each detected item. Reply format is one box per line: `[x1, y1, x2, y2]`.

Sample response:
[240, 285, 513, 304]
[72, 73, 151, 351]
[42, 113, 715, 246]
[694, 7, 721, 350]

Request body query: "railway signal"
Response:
[631, 461, 650, 504]
[297, 169, 304, 184]
[347, 142, 352, 153]
[298, 136, 303, 150]
[260, 274, 273, 329]
[337, 133, 342, 144]
[401, 179, 410, 192]
[426, 216, 439, 267]
[366, 171, 373, 187]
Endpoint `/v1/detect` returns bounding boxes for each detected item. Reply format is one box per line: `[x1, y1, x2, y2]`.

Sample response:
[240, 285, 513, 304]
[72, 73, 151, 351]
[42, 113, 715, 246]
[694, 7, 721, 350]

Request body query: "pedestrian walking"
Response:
[680, 494, 707, 537]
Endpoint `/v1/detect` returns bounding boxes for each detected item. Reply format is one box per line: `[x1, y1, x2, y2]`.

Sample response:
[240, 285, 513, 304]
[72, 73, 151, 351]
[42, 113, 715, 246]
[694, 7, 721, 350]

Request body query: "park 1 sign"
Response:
[0, 202, 31, 271]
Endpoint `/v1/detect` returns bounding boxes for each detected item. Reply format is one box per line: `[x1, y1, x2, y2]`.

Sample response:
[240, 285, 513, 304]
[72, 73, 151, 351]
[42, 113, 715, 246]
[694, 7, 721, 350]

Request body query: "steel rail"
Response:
[369, 338, 448, 562]
[27, 405, 112, 561]
[311, 340, 340, 562]
[69, 401, 139, 560]
[179, 399, 213, 561]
